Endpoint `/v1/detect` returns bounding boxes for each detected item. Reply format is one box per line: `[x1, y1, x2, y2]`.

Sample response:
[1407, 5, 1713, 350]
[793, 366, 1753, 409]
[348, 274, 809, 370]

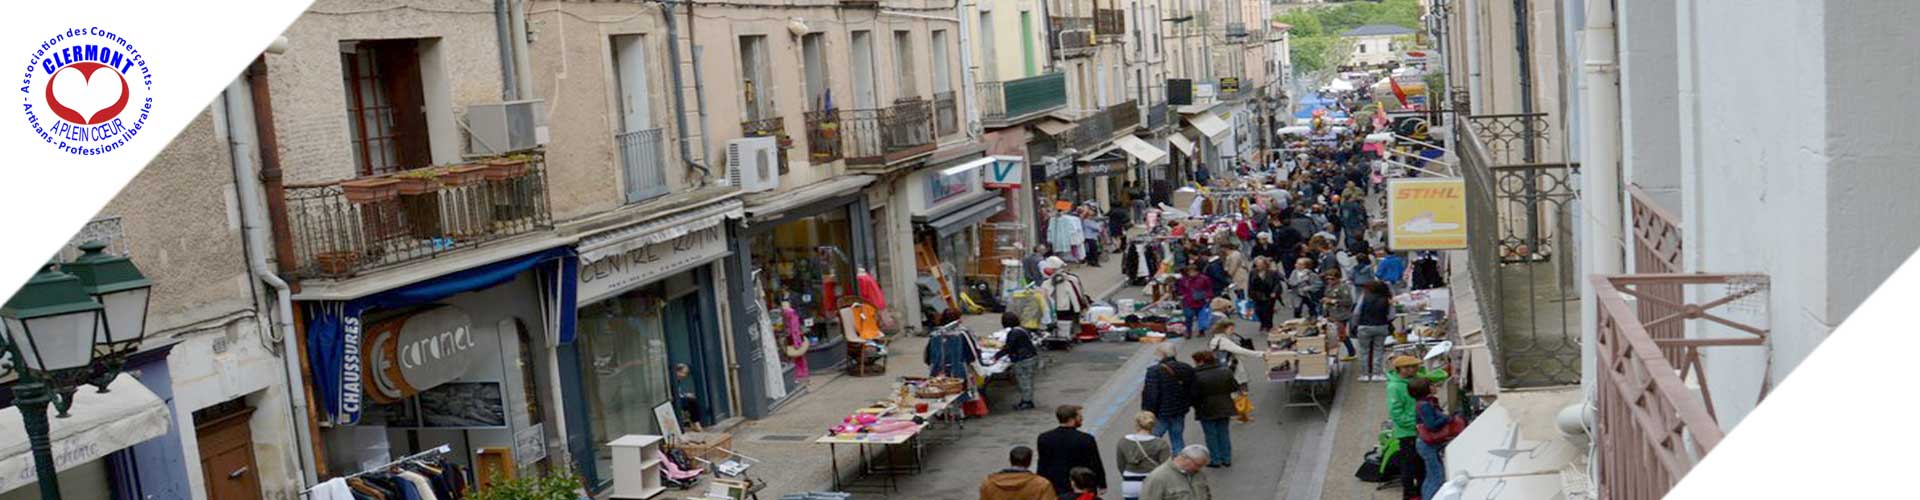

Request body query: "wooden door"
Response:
[196, 407, 263, 500]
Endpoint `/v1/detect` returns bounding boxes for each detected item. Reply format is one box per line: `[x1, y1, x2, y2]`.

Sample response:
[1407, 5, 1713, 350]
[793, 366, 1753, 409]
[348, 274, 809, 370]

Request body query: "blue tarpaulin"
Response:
[305, 246, 577, 425]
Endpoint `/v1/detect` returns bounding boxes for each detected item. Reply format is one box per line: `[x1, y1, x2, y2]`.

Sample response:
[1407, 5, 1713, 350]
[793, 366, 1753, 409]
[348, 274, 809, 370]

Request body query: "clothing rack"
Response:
[301, 445, 454, 496]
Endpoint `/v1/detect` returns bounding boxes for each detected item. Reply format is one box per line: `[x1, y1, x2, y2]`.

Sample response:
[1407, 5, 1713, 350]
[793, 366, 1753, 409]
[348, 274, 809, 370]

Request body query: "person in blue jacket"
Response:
[1411, 378, 1452, 500]
[1374, 248, 1407, 291]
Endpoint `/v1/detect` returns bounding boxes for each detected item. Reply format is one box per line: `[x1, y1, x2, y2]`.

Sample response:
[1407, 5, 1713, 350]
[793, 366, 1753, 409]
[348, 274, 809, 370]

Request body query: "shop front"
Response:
[908, 157, 1003, 313]
[302, 247, 574, 486]
[728, 175, 880, 419]
[1184, 112, 1232, 178]
[0, 373, 175, 500]
[563, 198, 743, 491]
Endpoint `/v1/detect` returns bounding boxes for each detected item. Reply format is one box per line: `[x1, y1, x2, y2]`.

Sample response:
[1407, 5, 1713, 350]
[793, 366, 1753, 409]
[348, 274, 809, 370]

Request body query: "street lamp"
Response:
[1, 241, 151, 500]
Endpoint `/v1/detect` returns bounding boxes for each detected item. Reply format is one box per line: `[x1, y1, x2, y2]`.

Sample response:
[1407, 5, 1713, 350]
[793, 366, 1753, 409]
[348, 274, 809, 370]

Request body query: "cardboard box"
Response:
[677, 432, 735, 464]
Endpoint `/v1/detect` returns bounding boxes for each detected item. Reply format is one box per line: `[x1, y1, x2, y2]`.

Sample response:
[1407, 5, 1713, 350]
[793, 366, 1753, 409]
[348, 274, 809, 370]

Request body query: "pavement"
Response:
[666, 232, 1408, 500]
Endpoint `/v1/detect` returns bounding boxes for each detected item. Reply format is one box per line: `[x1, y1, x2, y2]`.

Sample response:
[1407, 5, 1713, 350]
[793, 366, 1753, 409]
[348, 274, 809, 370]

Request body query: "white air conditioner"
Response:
[465, 99, 549, 155]
[726, 136, 781, 193]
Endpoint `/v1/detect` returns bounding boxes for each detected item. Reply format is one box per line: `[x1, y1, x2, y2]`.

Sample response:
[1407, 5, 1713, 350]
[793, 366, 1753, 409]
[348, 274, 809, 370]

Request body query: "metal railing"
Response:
[978, 72, 1069, 127]
[1145, 100, 1169, 131]
[1467, 113, 1552, 165]
[1095, 9, 1125, 37]
[934, 90, 959, 137]
[617, 128, 669, 204]
[285, 155, 552, 279]
[1110, 100, 1140, 131]
[1460, 119, 1580, 387]
[1225, 22, 1247, 38]
[841, 98, 936, 166]
[1629, 183, 1686, 359]
[1594, 273, 1770, 500]
[741, 116, 791, 148]
[1050, 16, 1096, 59]
[804, 110, 844, 163]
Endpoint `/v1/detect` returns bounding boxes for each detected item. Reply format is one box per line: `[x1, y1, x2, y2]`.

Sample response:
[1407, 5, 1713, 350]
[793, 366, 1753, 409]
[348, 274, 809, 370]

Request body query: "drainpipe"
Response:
[227, 47, 319, 488]
[1464, 0, 1481, 114]
[510, 0, 536, 98]
[660, 0, 713, 183]
[1578, 0, 1622, 396]
[495, 0, 519, 100]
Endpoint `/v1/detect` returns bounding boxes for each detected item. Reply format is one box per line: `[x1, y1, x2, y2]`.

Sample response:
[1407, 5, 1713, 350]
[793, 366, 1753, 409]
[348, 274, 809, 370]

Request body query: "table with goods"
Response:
[814, 377, 968, 492]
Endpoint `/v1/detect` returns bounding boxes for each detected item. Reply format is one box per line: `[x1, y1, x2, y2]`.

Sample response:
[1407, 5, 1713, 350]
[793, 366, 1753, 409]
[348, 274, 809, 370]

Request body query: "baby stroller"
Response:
[660, 447, 705, 489]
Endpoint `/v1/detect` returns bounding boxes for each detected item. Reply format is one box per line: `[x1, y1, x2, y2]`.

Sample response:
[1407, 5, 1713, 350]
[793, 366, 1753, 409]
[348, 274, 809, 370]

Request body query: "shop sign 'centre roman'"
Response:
[578, 226, 728, 303]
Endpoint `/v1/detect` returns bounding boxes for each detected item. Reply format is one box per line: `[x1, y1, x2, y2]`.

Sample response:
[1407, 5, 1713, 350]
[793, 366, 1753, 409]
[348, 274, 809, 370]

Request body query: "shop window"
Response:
[341, 39, 432, 177]
[753, 210, 858, 344]
[575, 289, 672, 487]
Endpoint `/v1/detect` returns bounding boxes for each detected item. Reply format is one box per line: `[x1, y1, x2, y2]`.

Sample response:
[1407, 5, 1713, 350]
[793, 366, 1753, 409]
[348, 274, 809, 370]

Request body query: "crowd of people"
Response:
[977, 105, 1463, 499]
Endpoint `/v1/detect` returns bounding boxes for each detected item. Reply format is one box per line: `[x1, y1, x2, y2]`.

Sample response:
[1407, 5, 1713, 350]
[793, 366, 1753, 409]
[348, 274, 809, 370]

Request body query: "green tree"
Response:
[1277, 0, 1424, 74]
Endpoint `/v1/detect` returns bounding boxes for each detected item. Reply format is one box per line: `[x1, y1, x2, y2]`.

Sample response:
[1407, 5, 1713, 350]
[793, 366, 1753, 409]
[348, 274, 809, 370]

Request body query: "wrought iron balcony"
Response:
[617, 128, 669, 204]
[841, 97, 937, 166]
[1049, 16, 1097, 59]
[1593, 273, 1769, 500]
[803, 110, 844, 164]
[1110, 100, 1140, 131]
[978, 72, 1068, 128]
[1095, 9, 1125, 37]
[285, 154, 553, 279]
[741, 116, 792, 149]
[1062, 100, 1138, 152]
[1144, 100, 1169, 131]
[934, 90, 959, 137]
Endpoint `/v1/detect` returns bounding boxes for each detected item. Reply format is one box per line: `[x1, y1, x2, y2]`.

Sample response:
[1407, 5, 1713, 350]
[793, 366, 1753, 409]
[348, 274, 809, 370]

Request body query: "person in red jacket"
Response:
[1175, 264, 1215, 337]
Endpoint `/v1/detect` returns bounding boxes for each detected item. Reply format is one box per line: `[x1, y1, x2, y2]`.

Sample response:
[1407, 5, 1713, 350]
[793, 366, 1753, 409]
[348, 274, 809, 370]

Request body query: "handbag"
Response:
[1418, 414, 1467, 445]
[1232, 391, 1254, 423]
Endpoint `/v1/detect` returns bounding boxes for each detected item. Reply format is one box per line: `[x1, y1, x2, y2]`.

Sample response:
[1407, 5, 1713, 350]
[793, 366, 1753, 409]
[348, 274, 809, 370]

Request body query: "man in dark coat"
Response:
[1141, 345, 1197, 450]
[1037, 405, 1107, 500]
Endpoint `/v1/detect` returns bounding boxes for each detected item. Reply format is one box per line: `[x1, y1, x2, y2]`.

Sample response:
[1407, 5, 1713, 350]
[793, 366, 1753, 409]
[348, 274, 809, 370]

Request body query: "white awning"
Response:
[1442, 387, 1586, 499]
[578, 198, 745, 260]
[1113, 135, 1169, 165]
[1076, 143, 1123, 162]
[1033, 118, 1078, 137]
[1185, 113, 1230, 141]
[0, 374, 171, 493]
[1168, 134, 1196, 155]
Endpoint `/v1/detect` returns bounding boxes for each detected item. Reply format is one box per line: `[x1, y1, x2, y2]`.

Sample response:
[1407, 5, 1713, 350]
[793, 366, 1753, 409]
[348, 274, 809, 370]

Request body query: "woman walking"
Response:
[1189, 351, 1239, 467]
[1354, 281, 1395, 381]
[1116, 412, 1173, 500]
[1321, 269, 1358, 360]
[1247, 257, 1287, 331]
[1288, 258, 1325, 318]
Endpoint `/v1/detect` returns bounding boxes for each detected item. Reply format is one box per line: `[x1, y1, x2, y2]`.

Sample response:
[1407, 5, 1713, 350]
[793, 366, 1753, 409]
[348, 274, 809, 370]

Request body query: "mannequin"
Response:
[781, 300, 809, 378]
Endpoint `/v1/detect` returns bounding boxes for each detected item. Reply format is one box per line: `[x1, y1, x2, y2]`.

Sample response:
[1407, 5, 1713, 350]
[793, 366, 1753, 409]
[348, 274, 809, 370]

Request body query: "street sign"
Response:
[1387, 178, 1468, 250]
[984, 156, 1024, 188]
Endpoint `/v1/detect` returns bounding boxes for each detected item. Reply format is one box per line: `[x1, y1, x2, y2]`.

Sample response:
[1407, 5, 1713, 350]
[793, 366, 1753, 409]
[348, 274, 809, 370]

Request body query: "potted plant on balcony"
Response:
[339, 177, 401, 205]
[482, 154, 533, 181]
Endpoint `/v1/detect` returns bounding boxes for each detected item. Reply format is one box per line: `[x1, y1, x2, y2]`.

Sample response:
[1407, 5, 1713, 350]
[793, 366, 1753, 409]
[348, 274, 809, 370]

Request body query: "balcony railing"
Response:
[842, 98, 936, 166]
[617, 128, 669, 204]
[1629, 183, 1686, 357]
[1062, 100, 1137, 152]
[1225, 22, 1247, 38]
[1145, 100, 1169, 131]
[1049, 16, 1096, 59]
[1460, 121, 1581, 388]
[1593, 273, 1770, 500]
[934, 90, 959, 137]
[286, 155, 553, 279]
[979, 72, 1069, 127]
[1110, 100, 1140, 131]
[1094, 9, 1125, 37]
[804, 110, 844, 164]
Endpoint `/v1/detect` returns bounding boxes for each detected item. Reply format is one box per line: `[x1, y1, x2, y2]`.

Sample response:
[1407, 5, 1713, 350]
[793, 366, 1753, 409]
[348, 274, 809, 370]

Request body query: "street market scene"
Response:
[3, 1, 1918, 500]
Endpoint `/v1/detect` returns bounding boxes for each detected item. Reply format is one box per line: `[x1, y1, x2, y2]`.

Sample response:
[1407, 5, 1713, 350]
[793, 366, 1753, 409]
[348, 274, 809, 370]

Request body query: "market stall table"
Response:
[814, 393, 960, 492]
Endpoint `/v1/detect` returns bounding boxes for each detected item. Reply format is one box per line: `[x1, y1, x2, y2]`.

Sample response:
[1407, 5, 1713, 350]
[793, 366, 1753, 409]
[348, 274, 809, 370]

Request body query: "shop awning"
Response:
[0, 374, 171, 494]
[742, 174, 875, 223]
[1168, 134, 1196, 155]
[1186, 113, 1230, 141]
[1075, 142, 1123, 162]
[578, 198, 745, 259]
[1033, 118, 1078, 137]
[1443, 388, 1587, 499]
[1113, 135, 1169, 165]
[918, 193, 1005, 238]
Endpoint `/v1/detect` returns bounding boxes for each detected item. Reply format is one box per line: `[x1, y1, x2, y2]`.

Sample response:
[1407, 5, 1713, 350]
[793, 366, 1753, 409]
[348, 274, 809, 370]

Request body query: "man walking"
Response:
[981, 445, 1056, 500]
[1023, 244, 1051, 285]
[1140, 445, 1213, 500]
[994, 312, 1041, 410]
[1141, 345, 1196, 450]
[1037, 405, 1107, 500]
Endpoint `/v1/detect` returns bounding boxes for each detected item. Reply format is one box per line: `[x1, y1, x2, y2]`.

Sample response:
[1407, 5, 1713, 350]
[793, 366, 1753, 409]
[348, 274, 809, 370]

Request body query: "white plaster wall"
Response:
[1678, 0, 1828, 430]
[1617, 0, 1681, 213]
[1821, 1, 1920, 332]
[168, 318, 299, 500]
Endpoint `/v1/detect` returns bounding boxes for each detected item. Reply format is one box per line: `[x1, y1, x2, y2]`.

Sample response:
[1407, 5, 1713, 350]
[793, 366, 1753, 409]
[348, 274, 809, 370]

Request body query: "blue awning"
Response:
[304, 246, 576, 426]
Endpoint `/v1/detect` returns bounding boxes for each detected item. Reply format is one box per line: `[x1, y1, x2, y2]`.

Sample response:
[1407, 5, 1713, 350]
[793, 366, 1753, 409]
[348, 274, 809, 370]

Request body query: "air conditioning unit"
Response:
[465, 99, 549, 155]
[726, 136, 781, 193]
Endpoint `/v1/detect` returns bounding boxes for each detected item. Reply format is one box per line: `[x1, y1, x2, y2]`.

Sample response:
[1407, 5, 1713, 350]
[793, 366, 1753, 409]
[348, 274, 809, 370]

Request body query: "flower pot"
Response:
[339, 178, 400, 204]
[440, 164, 489, 187]
[392, 175, 440, 196]
[313, 251, 361, 276]
[482, 159, 530, 181]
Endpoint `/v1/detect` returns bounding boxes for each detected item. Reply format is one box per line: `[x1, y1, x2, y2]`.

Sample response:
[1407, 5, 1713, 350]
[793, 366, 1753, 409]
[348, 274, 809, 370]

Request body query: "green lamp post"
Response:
[1, 241, 151, 500]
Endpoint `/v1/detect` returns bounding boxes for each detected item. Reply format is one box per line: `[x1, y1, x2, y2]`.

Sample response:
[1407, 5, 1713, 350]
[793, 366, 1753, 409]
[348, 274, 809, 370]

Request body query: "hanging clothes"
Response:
[310, 478, 356, 500]
[784, 306, 809, 378]
[846, 302, 883, 340]
[856, 270, 887, 311]
[1049, 214, 1085, 261]
[820, 274, 839, 317]
[1411, 253, 1445, 290]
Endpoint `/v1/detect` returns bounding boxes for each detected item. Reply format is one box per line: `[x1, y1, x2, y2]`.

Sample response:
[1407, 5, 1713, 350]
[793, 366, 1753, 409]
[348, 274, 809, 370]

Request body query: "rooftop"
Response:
[1342, 24, 1416, 37]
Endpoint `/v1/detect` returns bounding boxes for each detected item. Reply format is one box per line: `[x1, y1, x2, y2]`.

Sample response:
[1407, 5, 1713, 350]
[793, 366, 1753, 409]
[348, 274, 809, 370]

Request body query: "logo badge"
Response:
[21, 28, 154, 156]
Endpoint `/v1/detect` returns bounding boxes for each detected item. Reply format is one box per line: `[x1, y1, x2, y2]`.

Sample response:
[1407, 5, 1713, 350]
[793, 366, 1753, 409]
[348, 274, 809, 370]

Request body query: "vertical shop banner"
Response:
[1386, 178, 1467, 250]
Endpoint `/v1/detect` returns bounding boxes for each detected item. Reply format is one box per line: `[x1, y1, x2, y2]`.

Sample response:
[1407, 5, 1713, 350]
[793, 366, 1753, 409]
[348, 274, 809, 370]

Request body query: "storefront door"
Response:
[664, 286, 730, 426]
[194, 407, 262, 500]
